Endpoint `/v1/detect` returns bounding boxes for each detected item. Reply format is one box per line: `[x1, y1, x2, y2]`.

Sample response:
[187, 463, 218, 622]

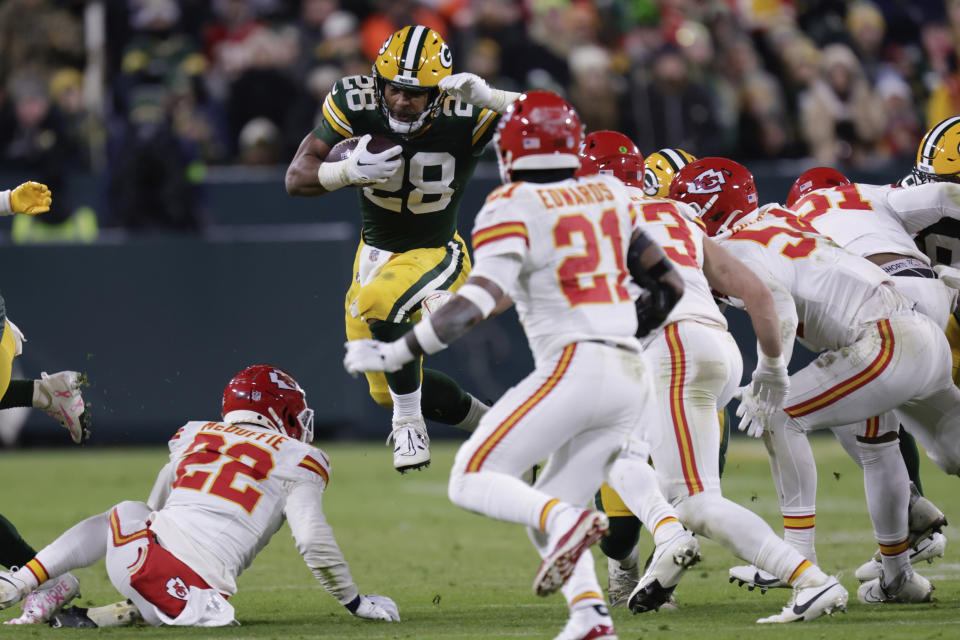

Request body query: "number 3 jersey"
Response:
[312, 74, 500, 252]
[624, 186, 727, 332]
[470, 175, 641, 366]
[145, 421, 359, 604]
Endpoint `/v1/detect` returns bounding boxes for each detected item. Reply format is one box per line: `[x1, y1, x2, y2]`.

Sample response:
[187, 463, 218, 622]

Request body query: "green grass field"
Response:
[1, 436, 958, 639]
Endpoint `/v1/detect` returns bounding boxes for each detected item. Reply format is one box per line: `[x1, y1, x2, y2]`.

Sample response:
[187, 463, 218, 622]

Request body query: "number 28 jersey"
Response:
[470, 175, 640, 366]
[312, 74, 500, 252]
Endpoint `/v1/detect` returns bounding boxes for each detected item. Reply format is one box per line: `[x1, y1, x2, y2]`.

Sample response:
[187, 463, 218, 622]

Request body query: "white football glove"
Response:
[351, 594, 400, 622]
[438, 73, 520, 112]
[318, 134, 402, 190]
[343, 339, 412, 376]
[934, 264, 960, 289]
[734, 354, 789, 438]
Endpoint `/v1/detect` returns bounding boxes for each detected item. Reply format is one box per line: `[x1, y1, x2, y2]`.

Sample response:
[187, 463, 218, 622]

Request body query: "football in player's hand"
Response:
[328, 135, 399, 161]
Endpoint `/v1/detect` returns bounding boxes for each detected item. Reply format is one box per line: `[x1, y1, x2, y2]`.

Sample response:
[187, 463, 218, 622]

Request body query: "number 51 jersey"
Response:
[470, 174, 640, 366]
[149, 420, 332, 593]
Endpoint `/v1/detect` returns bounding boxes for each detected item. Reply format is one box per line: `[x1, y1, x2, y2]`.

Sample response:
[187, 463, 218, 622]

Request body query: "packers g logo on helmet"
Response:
[912, 117, 960, 184]
[373, 25, 452, 135]
[643, 148, 697, 197]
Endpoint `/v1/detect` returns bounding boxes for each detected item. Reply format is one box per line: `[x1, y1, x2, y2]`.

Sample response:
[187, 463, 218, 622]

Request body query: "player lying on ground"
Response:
[0, 365, 398, 627]
[345, 90, 687, 640]
[286, 25, 522, 473]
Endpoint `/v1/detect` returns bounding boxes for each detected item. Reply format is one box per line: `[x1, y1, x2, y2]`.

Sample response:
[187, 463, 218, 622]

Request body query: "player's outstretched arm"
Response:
[1, 181, 52, 215]
[343, 274, 508, 376]
[439, 73, 521, 113]
[702, 238, 782, 359]
[285, 482, 400, 621]
[702, 238, 790, 437]
[626, 229, 684, 336]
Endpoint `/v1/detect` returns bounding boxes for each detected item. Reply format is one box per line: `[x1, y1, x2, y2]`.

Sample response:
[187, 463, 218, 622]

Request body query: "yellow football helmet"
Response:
[912, 116, 960, 184]
[373, 25, 453, 135]
[642, 148, 697, 197]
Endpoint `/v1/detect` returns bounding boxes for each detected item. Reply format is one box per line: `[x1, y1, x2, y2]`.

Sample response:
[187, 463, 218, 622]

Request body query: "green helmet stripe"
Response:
[661, 148, 688, 172]
[398, 25, 427, 81]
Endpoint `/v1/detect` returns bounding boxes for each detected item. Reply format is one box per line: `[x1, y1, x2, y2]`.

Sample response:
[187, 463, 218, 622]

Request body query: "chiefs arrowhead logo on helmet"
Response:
[689, 168, 726, 194]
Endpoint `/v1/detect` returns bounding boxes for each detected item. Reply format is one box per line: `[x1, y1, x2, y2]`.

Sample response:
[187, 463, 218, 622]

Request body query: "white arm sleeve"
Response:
[468, 253, 523, 298]
[887, 183, 960, 235]
[285, 482, 359, 605]
[0, 190, 11, 215]
[147, 461, 175, 510]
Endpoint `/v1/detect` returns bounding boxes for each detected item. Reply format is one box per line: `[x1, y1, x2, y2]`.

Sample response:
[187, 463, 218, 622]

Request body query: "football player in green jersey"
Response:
[285, 25, 520, 473]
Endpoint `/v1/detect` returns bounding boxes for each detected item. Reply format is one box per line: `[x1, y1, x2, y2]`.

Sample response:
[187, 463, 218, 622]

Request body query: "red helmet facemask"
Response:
[786, 167, 851, 209]
[669, 157, 759, 237]
[222, 365, 314, 443]
[495, 90, 583, 183]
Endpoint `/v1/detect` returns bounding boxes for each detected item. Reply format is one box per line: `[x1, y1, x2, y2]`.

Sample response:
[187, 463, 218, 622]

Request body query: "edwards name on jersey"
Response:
[313, 74, 499, 252]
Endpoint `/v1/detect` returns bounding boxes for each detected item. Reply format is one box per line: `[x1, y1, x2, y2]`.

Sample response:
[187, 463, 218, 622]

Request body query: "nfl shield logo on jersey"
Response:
[166, 577, 189, 600]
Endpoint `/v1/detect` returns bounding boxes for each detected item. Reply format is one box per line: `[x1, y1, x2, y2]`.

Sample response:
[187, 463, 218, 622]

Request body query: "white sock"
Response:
[676, 491, 773, 561]
[16, 511, 109, 587]
[607, 455, 680, 539]
[390, 387, 421, 422]
[782, 514, 817, 565]
[858, 438, 910, 578]
[560, 551, 605, 611]
[448, 468, 573, 532]
[753, 536, 826, 587]
[617, 546, 640, 571]
[452, 394, 489, 433]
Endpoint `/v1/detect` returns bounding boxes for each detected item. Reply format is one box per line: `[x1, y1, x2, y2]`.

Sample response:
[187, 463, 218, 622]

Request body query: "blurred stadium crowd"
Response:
[0, 0, 957, 232]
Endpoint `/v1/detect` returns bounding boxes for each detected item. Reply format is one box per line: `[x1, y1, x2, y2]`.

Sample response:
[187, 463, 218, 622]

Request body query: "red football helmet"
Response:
[580, 130, 641, 161]
[786, 167, 851, 208]
[222, 365, 314, 442]
[575, 154, 645, 189]
[575, 130, 644, 188]
[669, 157, 759, 237]
[495, 90, 583, 183]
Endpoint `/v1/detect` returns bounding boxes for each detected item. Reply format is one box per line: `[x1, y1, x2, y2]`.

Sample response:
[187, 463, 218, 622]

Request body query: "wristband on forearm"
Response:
[0, 190, 11, 215]
[317, 161, 350, 191]
[412, 318, 447, 354]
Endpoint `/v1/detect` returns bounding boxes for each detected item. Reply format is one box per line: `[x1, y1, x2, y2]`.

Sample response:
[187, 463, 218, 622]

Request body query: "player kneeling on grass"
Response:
[0, 365, 398, 627]
[345, 91, 686, 640]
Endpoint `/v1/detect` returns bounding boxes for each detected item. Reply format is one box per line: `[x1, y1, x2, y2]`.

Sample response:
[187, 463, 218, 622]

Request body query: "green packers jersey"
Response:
[312, 74, 500, 253]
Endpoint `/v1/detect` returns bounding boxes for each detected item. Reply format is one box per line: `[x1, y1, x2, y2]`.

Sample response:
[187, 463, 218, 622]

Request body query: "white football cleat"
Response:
[855, 532, 947, 582]
[3, 573, 79, 625]
[35, 371, 90, 444]
[756, 575, 848, 623]
[857, 566, 934, 604]
[534, 510, 609, 597]
[628, 530, 700, 613]
[0, 571, 29, 610]
[387, 416, 430, 473]
[607, 558, 639, 608]
[728, 564, 789, 593]
[553, 604, 617, 640]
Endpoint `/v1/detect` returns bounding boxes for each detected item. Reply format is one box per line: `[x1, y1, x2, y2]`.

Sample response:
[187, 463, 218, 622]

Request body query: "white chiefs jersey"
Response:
[146, 420, 353, 600]
[717, 205, 909, 352]
[471, 174, 640, 365]
[790, 182, 960, 265]
[625, 186, 727, 331]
